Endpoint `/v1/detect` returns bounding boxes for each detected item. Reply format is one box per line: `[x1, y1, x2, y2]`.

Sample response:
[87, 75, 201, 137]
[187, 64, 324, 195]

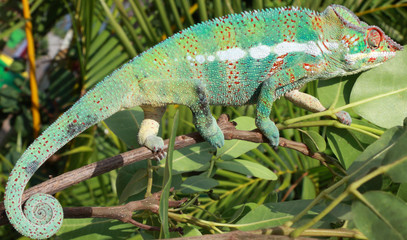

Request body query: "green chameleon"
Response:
[4, 4, 403, 239]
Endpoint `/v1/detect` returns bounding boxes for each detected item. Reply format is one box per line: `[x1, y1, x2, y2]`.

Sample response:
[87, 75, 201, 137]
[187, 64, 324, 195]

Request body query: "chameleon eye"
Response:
[366, 27, 383, 49]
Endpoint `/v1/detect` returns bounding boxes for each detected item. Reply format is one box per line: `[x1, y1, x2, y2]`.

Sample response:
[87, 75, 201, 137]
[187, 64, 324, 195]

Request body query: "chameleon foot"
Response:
[201, 124, 224, 148]
[206, 128, 225, 148]
[153, 151, 166, 161]
[144, 135, 166, 160]
[256, 118, 280, 148]
[195, 116, 225, 148]
[335, 111, 352, 125]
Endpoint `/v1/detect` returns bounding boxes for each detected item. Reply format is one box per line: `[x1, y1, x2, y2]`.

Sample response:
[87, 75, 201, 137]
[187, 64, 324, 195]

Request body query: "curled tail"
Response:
[4, 67, 136, 239]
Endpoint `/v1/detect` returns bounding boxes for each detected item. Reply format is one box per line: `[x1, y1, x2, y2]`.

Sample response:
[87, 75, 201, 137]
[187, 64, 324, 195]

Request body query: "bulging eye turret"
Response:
[366, 27, 383, 49]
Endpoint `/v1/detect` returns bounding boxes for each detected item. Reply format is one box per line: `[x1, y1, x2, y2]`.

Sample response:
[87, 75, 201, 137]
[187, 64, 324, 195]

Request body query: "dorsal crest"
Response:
[324, 5, 368, 30]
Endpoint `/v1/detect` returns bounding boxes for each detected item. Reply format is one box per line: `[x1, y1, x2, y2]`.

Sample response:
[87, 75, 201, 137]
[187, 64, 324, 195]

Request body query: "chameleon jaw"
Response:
[344, 51, 396, 65]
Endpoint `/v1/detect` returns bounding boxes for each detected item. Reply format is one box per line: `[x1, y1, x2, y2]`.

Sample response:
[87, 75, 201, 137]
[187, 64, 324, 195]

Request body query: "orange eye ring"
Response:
[366, 27, 384, 49]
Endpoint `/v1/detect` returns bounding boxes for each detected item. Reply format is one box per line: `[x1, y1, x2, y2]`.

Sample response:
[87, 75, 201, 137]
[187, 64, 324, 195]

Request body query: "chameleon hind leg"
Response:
[138, 106, 166, 159]
[284, 90, 352, 125]
[188, 81, 224, 148]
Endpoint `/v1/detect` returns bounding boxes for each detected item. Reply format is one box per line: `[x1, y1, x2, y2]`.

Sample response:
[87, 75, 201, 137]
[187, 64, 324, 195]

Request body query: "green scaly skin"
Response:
[4, 5, 403, 239]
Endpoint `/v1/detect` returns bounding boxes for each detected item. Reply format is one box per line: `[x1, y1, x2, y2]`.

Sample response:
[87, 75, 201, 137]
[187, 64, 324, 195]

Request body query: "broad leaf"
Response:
[116, 161, 147, 201]
[350, 48, 407, 128]
[302, 176, 316, 199]
[58, 219, 134, 240]
[235, 200, 337, 231]
[397, 183, 407, 202]
[326, 127, 365, 169]
[179, 175, 219, 194]
[352, 191, 407, 240]
[118, 168, 148, 203]
[216, 159, 277, 180]
[318, 75, 357, 111]
[104, 107, 144, 148]
[158, 142, 214, 175]
[300, 130, 326, 154]
[381, 123, 407, 183]
[347, 126, 405, 183]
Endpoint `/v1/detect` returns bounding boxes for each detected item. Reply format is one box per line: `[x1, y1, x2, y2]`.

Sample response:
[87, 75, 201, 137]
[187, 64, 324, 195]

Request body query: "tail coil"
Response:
[4, 67, 130, 239]
[5, 187, 63, 239]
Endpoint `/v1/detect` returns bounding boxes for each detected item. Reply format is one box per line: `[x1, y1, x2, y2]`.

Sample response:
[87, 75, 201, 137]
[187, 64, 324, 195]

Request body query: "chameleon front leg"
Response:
[138, 106, 166, 158]
[255, 79, 280, 148]
[284, 90, 352, 125]
[256, 64, 315, 147]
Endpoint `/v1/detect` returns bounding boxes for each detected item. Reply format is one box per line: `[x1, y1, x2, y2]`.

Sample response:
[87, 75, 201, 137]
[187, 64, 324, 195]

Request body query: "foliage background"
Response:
[0, 0, 407, 239]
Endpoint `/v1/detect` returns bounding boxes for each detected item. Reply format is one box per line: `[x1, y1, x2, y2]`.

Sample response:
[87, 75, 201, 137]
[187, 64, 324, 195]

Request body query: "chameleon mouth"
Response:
[345, 51, 396, 63]
[385, 35, 403, 51]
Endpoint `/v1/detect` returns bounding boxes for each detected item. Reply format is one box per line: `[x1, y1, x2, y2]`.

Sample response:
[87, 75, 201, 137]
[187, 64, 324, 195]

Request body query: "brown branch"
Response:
[171, 230, 315, 240]
[169, 227, 364, 240]
[0, 114, 334, 225]
[170, 228, 316, 240]
[63, 189, 186, 232]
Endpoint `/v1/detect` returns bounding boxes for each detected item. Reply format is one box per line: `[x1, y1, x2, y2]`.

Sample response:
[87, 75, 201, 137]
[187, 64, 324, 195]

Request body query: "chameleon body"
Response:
[4, 5, 402, 239]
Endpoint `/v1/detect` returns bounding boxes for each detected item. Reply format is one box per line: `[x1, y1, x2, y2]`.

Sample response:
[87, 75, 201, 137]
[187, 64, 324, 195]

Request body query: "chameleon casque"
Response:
[4, 4, 403, 239]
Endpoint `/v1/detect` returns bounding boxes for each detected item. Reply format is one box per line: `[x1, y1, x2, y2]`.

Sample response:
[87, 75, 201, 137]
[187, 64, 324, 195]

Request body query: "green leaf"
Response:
[318, 75, 357, 111]
[235, 200, 336, 231]
[158, 142, 214, 175]
[116, 161, 183, 203]
[347, 125, 405, 183]
[350, 48, 407, 128]
[216, 159, 277, 180]
[99, 0, 137, 57]
[116, 161, 147, 200]
[57, 218, 135, 240]
[381, 125, 407, 183]
[59, 146, 93, 157]
[226, 204, 248, 224]
[104, 108, 144, 148]
[300, 130, 326, 154]
[397, 183, 407, 202]
[179, 175, 219, 194]
[235, 206, 292, 231]
[352, 191, 407, 240]
[326, 127, 365, 169]
[118, 168, 148, 203]
[302, 176, 316, 199]
[216, 117, 260, 160]
[160, 110, 179, 238]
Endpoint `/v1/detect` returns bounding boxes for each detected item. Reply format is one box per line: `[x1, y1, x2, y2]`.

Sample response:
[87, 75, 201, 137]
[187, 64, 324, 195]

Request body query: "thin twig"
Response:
[63, 189, 186, 232]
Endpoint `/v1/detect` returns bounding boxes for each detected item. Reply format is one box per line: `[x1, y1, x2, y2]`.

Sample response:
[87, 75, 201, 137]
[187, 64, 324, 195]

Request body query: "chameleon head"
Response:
[325, 5, 403, 74]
